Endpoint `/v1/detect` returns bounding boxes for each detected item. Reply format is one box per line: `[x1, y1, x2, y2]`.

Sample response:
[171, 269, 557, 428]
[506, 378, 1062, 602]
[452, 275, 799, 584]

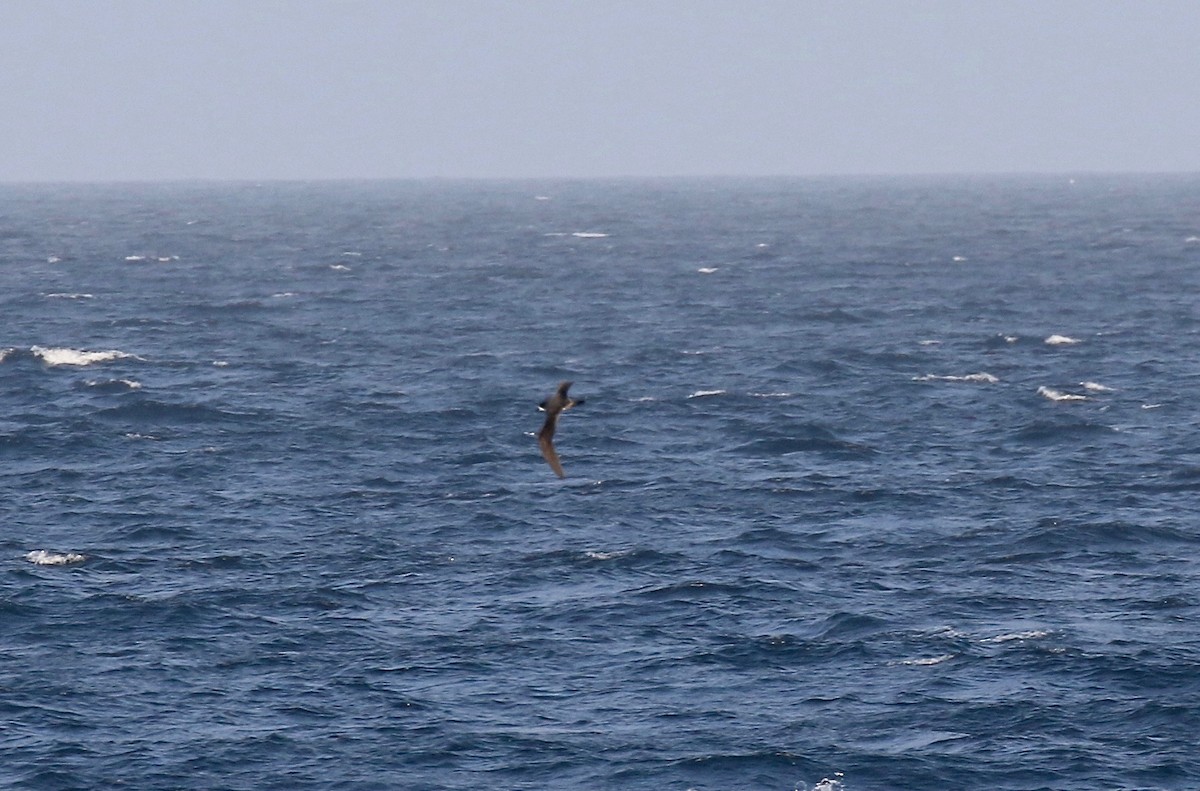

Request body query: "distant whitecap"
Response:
[914, 373, 999, 384]
[981, 629, 1051, 644]
[900, 654, 954, 666]
[45, 293, 95, 300]
[1080, 381, 1114, 392]
[31, 346, 140, 367]
[1044, 334, 1081, 345]
[330, 264, 352, 271]
[26, 550, 86, 566]
[1038, 386, 1087, 402]
[697, 267, 719, 274]
[571, 232, 609, 238]
[688, 389, 727, 398]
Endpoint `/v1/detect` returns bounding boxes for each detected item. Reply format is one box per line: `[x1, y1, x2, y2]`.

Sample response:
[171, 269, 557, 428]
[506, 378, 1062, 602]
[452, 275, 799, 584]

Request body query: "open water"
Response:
[2, 176, 1200, 790]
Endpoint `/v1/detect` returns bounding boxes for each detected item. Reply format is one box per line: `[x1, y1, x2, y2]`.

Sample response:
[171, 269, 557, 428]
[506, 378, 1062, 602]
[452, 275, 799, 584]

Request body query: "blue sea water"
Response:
[2, 176, 1199, 790]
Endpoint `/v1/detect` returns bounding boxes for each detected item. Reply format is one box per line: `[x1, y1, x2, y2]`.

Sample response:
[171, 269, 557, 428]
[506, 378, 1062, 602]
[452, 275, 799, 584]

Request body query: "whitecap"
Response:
[0, 348, 14, 363]
[688, 389, 727, 398]
[982, 629, 1051, 643]
[124, 432, 159, 441]
[914, 372, 999, 384]
[534, 195, 551, 201]
[571, 232, 609, 238]
[46, 256, 61, 263]
[1038, 386, 1088, 402]
[26, 550, 86, 566]
[584, 550, 632, 561]
[31, 346, 140, 367]
[213, 360, 230, 367]
[86, 378, 142, 390]
[750, 391, 793, 398]
[697, 267, 719, 274]
[330, 264, 352, 271]
[1045, 334, 1081, 345]
[952, 255, 968, 262]
[45, 293, 95, 300]
[1186, 236, 1200, 243]
[900, 654, 954, 666]
[272, 292, 298, 298]
[341, 251, 363, 257]
[1080, 381, 1114, 392]
[124, 255, 146, 261]
[1142, 403, 1163, 410]
[918, 339, 941, 346]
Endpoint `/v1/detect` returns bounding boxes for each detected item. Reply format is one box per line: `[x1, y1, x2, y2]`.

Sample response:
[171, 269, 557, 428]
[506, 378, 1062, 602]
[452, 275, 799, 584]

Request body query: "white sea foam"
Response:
[900, 654, 955, 666]
[213, 360, 230, 367]
[124, 432, 160, 441]
[31, 346, 139, 367]
[982, 629, 1051, 644]
[697, 267, 719, 274]
[330, 264, 352, 271]
[45, 292, 95, 300]
[1186, 236, 1200, 243]
[47, 255, 61, 263]
[918, 339, 941, 346]
[0, 348, 13, 363]
[1080, 381, 1115, 392]
[86, 378, 142, 390]
[952, 255, 968, 262]
[26, 550, 86, 566]
[688, 389, 727, 398]
[124, 255, 146, 261]
[914, 372, 999, 384]
[1045, 334, 1081, 345]
[1038, 386, 1088, 402]
[1142, 403, 1163, 410]
[571, 232, 609, 238]
[750, 391, 793, 398]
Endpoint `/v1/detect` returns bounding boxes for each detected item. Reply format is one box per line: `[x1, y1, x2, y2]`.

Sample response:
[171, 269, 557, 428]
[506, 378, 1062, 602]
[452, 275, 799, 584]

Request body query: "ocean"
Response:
[2, 176, 1199, 790]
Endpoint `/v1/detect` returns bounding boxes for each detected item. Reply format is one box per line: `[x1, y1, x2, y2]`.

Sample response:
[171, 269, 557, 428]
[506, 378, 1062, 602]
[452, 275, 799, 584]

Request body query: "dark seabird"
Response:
[537, 381, 585, 478]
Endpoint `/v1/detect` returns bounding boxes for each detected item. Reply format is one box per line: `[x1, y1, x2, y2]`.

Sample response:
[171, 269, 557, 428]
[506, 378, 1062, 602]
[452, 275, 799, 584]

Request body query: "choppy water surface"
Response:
[3, 176, 1200, 790]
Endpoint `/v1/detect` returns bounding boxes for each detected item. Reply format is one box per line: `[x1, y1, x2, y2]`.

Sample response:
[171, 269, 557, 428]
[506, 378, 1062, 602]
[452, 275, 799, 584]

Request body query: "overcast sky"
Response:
[2, 0, 1198, 182]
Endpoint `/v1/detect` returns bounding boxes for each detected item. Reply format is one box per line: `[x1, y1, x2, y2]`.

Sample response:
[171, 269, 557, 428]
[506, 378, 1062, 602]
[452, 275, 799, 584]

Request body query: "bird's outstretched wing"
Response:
[537, 413, 565, 478]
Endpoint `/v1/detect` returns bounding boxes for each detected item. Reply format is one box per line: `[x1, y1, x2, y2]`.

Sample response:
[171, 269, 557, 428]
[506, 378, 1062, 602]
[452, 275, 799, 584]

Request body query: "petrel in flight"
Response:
[537, 381, 585, 478]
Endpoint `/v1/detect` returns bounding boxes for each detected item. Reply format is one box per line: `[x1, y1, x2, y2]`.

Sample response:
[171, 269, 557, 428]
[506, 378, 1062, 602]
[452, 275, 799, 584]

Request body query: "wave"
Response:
[30, 346, 141, 367]
[981, 629, 1051, 644]
[1037, 386, 1088, 402]
[688, 389, 727, 398]
[571, 232, 609, 238]
[914, 372, 999, 383]
[83, 378, 143, 392]
[1044, 334, 1082, 345]
[44, 292, 95, 300]
[26, 550, 86, 566]
[1080, 381, 1115, 392]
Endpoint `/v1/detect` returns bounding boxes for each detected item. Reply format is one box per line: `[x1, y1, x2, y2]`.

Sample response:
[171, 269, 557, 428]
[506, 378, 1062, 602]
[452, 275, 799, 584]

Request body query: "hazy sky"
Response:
[2, 1, 1198, 182]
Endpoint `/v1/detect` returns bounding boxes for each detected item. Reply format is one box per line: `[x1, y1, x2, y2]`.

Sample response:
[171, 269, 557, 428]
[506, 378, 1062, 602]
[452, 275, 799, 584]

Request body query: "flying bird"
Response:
[537, 381, 585, 478]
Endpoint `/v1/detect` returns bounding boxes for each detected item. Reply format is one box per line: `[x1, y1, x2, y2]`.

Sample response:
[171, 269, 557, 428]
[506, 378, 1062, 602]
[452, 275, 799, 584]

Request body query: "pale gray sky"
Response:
[2, 0, 1198, 181]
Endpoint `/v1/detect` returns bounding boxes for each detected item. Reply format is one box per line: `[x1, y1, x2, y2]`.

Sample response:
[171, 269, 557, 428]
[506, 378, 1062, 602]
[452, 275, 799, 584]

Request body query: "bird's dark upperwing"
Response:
[537, 413, 565, 478]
